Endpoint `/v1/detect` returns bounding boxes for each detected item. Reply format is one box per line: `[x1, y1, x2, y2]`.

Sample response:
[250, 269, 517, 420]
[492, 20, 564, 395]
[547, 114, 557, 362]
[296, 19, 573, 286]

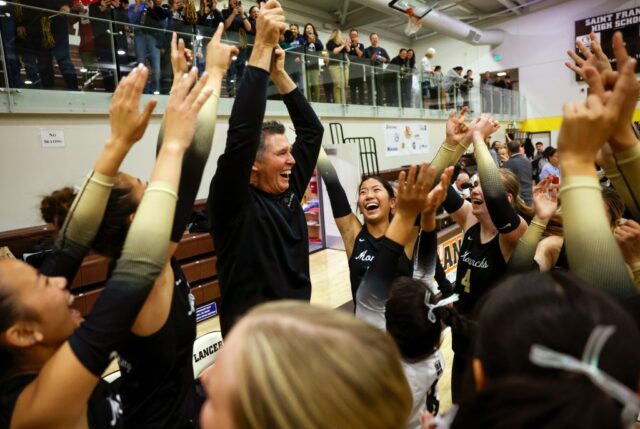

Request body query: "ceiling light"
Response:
[117, 49, 126, 56]
[496, 72, 507, 76]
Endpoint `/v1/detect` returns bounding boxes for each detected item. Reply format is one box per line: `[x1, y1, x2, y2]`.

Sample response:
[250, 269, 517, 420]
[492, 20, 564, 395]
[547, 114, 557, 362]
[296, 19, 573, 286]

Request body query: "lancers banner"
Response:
[437, 232, 464, 284]
[384, 123, 429, 156]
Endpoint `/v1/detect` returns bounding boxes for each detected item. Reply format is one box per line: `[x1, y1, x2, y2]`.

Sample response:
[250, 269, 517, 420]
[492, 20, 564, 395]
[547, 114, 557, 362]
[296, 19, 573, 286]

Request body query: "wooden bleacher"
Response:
[0, 200, 220, 316]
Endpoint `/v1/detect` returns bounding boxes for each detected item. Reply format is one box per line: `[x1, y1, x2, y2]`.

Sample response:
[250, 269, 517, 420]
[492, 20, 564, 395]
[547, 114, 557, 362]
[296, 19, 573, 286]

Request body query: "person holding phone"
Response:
[222, 0, 252, 96]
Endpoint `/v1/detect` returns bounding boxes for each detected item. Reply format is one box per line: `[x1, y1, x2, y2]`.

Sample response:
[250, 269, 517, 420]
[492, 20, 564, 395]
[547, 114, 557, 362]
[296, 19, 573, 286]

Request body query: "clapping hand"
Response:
[532, 176, 558, 221]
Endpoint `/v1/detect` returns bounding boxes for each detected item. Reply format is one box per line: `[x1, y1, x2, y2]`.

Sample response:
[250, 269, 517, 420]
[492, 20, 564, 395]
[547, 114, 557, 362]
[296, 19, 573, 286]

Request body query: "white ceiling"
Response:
[278, 0, 571, 44]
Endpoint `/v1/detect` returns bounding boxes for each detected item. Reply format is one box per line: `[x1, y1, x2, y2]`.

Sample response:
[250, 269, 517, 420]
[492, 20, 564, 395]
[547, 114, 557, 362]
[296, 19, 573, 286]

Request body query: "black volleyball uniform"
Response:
[451, 222, 507, 402]
[116, 259, 198, 429]
[454, 223, 508, 316]
[207, 66, 324, 336]
[1, 375, 123, 429]
[349, 226, 412, 302]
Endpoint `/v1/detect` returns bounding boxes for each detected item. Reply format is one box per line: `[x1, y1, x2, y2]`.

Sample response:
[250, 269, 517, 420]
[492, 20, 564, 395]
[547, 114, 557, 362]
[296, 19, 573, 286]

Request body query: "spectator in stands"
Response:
[16, 0, 79, 90]
[538, 145, 555, 173]
[89, 0, 129, 92]
[364, 32, 389, 106]
[321, 47, 334, 103]
[497, 147, 509, 166]
[222, 0, 252, 96]
[128, 0, 166, 94]
[0, 2, 22, 88]
[460, 69, 473, 108]
[199, 302, 412, 429]
[284, 24, 305, 92]
[388, 48, 407, 107]
[452, 171, 470, 199]
[481, 71, 494, 112]
[534, 141, 544, 159]
[158, 0, 186, 93]
[502, 140, 533, 205]
[405, 49, 417, 108]
[71, 0, 96, 80]
[443, 66, 464, 110]
[431, 65, 444, 109]
[347, 28, 366, 105]
[196, 0, 224, 73]
[538, 147, 560, 182]
[503, 74, 513, 89]
[289, 23, 305, 47]
[490, 140, 502, 165]
[420, 49, 434, 109]
[326, 28, 349, 104]
[303, 22, 323, 102]
[247, 5, 258, 35]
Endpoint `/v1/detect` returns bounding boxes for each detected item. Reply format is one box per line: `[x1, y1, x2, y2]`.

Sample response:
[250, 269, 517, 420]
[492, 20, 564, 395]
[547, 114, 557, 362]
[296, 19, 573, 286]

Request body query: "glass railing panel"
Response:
[0, 1, 529, 117]
[346, 57, 371, 106]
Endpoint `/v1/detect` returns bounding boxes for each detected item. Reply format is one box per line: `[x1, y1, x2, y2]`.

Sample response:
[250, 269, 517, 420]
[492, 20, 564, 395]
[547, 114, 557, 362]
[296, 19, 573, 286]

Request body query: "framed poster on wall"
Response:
[574, 7, 640, 81]
[383, 123, 429, 156]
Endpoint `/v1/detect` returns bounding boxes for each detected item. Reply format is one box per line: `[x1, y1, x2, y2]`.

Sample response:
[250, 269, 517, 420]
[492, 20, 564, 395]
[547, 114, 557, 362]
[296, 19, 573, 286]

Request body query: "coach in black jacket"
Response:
[207, 1, 324, 336]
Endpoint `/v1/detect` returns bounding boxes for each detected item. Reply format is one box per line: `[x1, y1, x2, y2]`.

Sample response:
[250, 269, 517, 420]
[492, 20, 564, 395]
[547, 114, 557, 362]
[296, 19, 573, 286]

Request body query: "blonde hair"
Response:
[329, 28, 344, 45]
[230, 301, 412, 429]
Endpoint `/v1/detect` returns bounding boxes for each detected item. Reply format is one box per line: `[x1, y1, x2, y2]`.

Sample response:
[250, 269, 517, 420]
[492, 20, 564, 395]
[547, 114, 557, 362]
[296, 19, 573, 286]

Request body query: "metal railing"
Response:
[0, 1, 525, 118]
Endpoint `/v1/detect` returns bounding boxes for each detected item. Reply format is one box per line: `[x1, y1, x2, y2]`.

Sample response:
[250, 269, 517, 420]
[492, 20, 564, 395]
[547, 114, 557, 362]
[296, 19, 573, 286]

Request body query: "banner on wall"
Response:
[437, 233, 464, 284]
[383, 123, 429, 156]
[574, 7, 640, 81]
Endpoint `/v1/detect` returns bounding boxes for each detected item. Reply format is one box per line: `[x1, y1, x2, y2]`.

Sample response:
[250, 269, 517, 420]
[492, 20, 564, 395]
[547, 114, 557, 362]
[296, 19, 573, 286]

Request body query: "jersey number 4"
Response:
[461, 270, 471, 294]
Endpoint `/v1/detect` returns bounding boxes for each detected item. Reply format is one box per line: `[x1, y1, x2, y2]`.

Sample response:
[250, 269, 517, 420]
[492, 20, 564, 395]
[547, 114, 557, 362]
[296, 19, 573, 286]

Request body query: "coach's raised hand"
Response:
[249, 0, 286, 72]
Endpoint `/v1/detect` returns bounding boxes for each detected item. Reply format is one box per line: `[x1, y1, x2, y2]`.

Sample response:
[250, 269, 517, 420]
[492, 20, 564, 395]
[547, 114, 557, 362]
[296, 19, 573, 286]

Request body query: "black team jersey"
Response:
[207, 66, 324, 336]
[1, 374, 123, 429]
[349, 226, 412, 303]
[117, 259, 198, 429]
[454, 223, 507, 317]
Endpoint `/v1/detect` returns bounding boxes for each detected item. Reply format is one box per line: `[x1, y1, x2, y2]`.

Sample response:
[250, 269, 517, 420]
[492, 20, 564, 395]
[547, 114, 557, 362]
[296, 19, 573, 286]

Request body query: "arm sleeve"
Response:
[316, 148, 351, 218]
[507, 217, 547, 274]
[435, 257, 454, 297]
[285, 88, 325, 200]
[560, 175, 635, 299]
[429, 140, 461, 188]
[441, 185, 465, 214]
[412, 228, 438, 286]
[39, 171, 115, 284]
[473, 139, 521, 234]
[605, 144, 640, 221]
[355, 237, 404, 331]
[68, 181, 178, 376]
[207, 66, 268, 229]
[157, 93, 219, 242]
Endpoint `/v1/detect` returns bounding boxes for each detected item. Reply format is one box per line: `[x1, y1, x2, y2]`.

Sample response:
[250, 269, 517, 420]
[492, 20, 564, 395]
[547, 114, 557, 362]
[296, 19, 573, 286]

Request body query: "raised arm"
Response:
[39, 65, 157, 283]
[507, 177, 558, 274]
[157, 27, 237, 252]
[270, 47, 324, 199]
[471, 117, 527, 260]
[207, 0, 285, 227]
[569, 31, 640, 221]
[11, 68, 213, 429]
[557, 61, 636, 298]
[316, 147, 362, 258]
